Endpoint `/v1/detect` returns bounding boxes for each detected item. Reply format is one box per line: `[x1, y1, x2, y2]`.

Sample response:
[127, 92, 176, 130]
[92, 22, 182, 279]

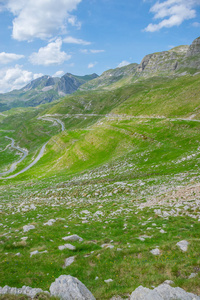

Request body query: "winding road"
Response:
[1, 116, 65, 179]
[38, 116, 65, 131]
[5, 142, 48, 179]
[0, 137, 28, 176]
[1, 113, 200, 179]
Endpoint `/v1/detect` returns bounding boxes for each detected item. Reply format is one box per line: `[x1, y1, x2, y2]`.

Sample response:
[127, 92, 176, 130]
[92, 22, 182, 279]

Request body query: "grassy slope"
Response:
[0, 74, 200, 299]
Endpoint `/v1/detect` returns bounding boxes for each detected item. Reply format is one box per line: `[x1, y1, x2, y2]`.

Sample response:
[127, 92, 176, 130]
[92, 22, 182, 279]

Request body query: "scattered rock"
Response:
[81, 210, 90, 214]
[58, 244, 76, 251]
[163, 280, 174, 285]
[0, 285, 48, 298]
[130, 283, 200, 300]
[94, 211, 104, 217]
[23, 225, 35, 232]
[44, 219, 56, 226]
[30, 250, 48, 257]
[176, 240, 189, 252]
[150, 248, 160, 255]
[104, 279, 113, 283]
[101, 244, 114, 249]
[130, 286, 160, 300]
[188, 273, 198, 279]
[63, 256, 75, 268]
[62, 234, 83, 242]
[50, 275, 96, 300]
[138, 235, 152, 241]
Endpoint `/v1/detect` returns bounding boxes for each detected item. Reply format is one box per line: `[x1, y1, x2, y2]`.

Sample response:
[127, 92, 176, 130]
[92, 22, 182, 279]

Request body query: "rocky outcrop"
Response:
[1, 278, 200, 300]
[137, 54, 154, 72]
[0, 285, 48, 298]
[130, 283, 200, 300]
[186, 37, 200, 56]
[50, 275, 96, 300]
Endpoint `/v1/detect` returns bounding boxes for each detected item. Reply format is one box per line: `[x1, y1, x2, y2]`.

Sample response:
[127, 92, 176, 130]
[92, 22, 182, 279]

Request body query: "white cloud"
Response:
[0, 65, 43, 93]
[63, 36, 91, 45]
[117, 60, 130, 68]
[53, 70, 65, 77]
[0, 52, 24, 64]
[144, 0, 200, 32]
[29, 38, 71, 66]
[81, 49, 105, 54]
[67, 15, 81, 29]
[5, 0, 82, 41]
[90, 49, 105, 53]
[192, 21, 200, 26]
[88, 62, 97, 68]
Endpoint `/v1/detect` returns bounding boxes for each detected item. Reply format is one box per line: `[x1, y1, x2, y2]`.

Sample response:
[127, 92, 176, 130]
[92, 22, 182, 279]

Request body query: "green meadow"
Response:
[0, 74, 200, 299]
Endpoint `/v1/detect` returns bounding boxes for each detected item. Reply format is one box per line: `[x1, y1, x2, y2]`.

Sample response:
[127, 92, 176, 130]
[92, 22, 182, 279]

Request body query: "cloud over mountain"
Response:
[29, 39, 71, 66]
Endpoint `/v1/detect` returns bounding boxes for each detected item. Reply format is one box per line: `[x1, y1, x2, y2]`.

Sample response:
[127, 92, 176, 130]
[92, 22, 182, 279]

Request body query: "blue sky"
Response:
[0, 0, 199, 93]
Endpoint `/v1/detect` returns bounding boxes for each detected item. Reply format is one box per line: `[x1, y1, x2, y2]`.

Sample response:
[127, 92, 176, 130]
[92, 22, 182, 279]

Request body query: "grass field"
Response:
[0, 74, 200, 299]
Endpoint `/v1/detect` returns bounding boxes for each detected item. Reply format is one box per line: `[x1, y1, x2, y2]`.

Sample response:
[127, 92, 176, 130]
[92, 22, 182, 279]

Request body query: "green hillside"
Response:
[0, 38, 200, 299]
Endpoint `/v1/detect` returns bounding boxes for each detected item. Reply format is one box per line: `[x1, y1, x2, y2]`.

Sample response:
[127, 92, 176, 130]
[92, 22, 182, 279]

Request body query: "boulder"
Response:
[176, 240, 188, 252]
[58, 244, 76, 251]
[23, 224, 35, 232]
[0, 285, 48, 298]
[62, 234, 83, 242]
[50, 275, 95, 300]
[130, 283, 200, 300]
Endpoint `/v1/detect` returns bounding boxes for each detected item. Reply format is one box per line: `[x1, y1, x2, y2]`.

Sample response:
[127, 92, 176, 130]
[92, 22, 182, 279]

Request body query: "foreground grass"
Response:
[0, 171, 200, 299]
[0, 73, 200, 299]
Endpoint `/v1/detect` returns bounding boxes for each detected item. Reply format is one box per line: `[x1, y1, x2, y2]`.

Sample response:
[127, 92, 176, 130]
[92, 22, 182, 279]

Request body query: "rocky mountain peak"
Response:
[186, 36, 200, 56]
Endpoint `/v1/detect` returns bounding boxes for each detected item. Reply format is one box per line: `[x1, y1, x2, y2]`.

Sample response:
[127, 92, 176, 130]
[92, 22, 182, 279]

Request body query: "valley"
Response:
[0, 37, 200, 299]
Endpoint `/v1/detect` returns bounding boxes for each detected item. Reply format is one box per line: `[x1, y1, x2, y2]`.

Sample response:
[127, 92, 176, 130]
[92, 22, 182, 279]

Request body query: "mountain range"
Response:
[0, 72, 98, 112]
[0, 37, 200, 112]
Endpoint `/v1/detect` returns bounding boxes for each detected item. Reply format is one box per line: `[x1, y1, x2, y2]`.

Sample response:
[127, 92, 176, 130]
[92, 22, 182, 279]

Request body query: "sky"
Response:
[0, 0, 199, 93]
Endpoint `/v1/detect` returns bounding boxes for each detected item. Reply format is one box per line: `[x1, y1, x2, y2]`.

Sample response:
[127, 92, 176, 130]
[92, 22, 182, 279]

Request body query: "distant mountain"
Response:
[1, 37, 200, 112]
[80, 36, 200, 91]
[0, 73, 98, 112]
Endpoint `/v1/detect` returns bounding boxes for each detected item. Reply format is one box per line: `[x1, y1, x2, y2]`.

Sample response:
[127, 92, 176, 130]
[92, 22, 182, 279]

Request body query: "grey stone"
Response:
[155, 283, 200, 299]
[130, 286, 162, 300]
[163, 280, 174, 285]
[104, 279, 113, 283]
[101, 244, 114, 249]
[63, 256, 75, 268]
[176, 240, 189, 252]
[150, 248, 160, 255]
[0, 285, 48, 298]
[50, 275, 95, 300]
[62, 234, 83, 242]
[23, 225, 35, 232]
[58, 244, 76, 250]
[44, 219, 56, 226]
[30, 250, 48, 257]
[130, 284, 200, 300]
[188, 272, 198, 279]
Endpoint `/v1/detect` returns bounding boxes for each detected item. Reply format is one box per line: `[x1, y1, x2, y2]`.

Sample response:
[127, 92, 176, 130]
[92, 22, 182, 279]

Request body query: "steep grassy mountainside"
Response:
[0, 73, 98, 112]
[80, 37, 200, 91]
[79, 63, 138, 91]
[0, 38, 200, 300]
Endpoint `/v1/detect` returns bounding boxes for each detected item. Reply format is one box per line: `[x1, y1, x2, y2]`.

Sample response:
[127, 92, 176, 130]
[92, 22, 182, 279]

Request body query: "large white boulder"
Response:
[50, 275, 95, 300]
